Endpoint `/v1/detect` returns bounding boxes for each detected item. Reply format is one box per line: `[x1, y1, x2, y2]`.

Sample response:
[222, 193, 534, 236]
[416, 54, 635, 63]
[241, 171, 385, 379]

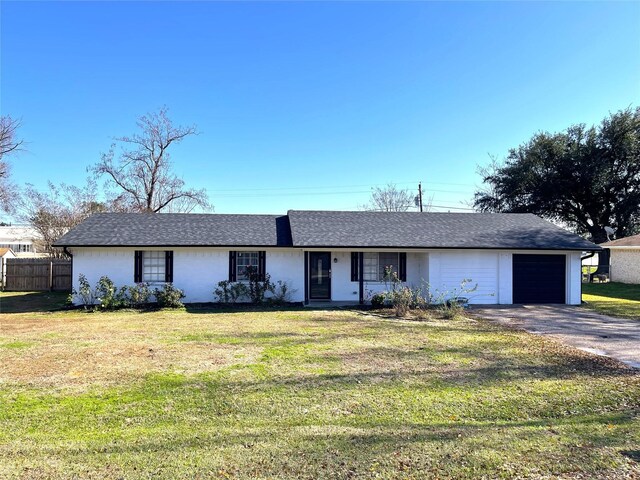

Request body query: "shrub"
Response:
[73, 274, 97, 309]
[270, 280, 296, 305]
[214, 280, 249, 303]
[370, 293, 385, 309]
[385, 286, 415, 317]
[245, 266, 275, 304]
[95, 276, 123, 310]
[128, 283, 151, 308]
[154, 283, 186, 308]
[433, 279, 480, 319]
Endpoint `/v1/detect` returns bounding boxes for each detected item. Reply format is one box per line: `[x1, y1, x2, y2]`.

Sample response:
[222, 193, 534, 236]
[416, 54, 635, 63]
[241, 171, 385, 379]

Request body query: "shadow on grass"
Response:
[184, 302, 308, 314]
[0, 291, 69, 313]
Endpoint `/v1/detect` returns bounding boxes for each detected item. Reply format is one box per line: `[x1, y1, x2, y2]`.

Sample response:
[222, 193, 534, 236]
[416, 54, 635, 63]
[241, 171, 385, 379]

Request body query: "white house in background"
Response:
[54, 210, 600, 306]
[0, 225, 41, 256]
[599, 234, 640, 284]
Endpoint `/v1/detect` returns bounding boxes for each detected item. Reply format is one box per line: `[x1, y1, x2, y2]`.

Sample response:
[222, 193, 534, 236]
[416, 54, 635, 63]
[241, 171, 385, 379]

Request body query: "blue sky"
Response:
[1, 1, 639, 215]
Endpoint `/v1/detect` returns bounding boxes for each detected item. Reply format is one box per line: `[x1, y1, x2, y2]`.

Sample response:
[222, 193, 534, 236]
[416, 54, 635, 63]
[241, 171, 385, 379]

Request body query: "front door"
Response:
[309, 252, 331, 300]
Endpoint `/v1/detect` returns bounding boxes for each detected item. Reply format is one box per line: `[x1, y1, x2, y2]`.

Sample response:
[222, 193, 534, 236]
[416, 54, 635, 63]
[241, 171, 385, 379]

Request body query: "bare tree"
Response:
[0, 116, 24, 213]
[92, 107, 210, 213]
[360, 183, 415, 212]
[19, 179, 104, 257]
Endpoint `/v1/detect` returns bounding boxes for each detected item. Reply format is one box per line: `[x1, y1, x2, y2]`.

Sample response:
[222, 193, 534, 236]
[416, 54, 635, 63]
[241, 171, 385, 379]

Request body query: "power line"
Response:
[208, 187, 472, 198]
[208, 180, 476, 193]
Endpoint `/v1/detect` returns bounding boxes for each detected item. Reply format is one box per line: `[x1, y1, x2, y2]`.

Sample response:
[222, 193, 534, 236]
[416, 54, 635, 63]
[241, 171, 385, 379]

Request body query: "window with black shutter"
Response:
[230, 251, 266, 281]
[134, 251, 173, 283]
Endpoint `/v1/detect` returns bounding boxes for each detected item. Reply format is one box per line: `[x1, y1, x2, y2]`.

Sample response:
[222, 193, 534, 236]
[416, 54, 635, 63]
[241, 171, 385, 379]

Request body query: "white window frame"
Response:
[236, 251, 260, 281]
[362, 252, 400, 282]
[142, 251, 166, 283]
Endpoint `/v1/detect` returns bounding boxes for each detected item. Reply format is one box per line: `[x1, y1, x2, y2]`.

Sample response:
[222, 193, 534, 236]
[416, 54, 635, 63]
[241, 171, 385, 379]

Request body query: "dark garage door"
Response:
[513, 254, 566, 304]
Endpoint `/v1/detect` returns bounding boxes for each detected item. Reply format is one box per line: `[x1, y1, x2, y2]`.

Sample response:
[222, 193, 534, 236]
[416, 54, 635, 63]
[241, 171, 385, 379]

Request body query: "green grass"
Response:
[0, 294, 638, 478]
[0, 341, 33, 350]
[582, 282, 640, 320]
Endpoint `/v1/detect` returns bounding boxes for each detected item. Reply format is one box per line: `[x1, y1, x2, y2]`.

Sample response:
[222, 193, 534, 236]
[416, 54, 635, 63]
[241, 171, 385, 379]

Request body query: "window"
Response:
[362, 252, 400, 281]
[142, 251, 166, 283]
[236, 251, 259, 280]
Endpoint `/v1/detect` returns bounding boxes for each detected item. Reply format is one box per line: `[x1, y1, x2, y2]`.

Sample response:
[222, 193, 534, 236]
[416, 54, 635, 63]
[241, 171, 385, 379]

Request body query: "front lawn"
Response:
[582, 282, 640, 320]
[0, 299, 638, 478]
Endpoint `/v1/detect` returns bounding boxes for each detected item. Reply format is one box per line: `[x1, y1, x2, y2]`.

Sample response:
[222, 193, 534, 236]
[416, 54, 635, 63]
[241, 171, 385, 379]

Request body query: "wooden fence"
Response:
[4, 258, 72, 292]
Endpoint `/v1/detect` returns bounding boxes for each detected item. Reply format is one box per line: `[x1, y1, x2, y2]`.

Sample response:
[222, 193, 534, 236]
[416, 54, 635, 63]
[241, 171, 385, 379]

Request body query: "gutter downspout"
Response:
[63, 247, 73, 294]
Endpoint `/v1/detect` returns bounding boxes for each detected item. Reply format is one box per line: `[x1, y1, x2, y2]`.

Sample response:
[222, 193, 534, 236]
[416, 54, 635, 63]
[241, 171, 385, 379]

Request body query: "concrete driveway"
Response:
[470, 305, 640, 369]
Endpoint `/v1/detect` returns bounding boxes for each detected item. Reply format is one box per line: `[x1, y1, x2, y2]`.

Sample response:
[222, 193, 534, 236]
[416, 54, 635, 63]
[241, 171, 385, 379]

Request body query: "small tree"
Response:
[361, 183, 426, 212]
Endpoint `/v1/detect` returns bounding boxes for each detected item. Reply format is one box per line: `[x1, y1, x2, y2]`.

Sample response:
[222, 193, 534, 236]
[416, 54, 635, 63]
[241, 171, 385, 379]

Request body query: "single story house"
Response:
[54, 210, 600, 306]
[599, 234, 640, 284]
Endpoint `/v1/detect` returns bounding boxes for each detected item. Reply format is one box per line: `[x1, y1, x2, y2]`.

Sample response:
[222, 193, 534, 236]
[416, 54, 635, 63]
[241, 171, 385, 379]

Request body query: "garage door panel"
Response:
[513, 254, 565, 304]
[439, 253, 498, 304]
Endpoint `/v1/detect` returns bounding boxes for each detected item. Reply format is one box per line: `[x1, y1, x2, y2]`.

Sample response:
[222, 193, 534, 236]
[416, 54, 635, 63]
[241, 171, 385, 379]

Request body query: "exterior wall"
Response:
[70, 246, 582, 306]
[69, 247, 305, 304]
[326, 251, 429, 301]
[610, 249, 640, 284]
[566, 252, 582, 305]
[329, 251, 360, 302]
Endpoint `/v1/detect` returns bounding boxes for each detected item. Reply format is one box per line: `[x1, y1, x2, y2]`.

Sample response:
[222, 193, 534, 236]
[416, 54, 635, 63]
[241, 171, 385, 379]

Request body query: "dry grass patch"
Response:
[0, 309, 262, 391]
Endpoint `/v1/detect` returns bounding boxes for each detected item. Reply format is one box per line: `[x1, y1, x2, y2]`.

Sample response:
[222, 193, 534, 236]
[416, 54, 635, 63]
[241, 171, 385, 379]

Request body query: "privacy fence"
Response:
[3, 258, 72, 291]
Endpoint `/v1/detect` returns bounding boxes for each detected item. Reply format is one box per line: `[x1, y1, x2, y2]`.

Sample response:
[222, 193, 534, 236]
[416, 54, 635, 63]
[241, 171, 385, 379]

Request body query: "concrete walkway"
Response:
[470, 305, 640, 369]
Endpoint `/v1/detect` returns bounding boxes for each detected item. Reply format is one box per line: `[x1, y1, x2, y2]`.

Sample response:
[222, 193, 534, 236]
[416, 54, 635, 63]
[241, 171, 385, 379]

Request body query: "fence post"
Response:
[49, 260, 53, 291]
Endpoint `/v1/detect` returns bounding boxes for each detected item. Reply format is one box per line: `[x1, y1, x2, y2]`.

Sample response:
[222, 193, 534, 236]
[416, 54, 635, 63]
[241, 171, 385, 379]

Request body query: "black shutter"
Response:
[164, 251, 173, 283]
[351, 252, 359, 281]
[229, 251, 237, 282]
[399, 252, 407, 282]
[134, 251, 143, 283]
[258, 251, 266, 281]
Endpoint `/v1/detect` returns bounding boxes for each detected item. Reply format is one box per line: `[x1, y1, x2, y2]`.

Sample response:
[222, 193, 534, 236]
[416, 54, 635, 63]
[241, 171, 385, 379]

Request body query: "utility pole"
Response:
[418, 182, 423, 212]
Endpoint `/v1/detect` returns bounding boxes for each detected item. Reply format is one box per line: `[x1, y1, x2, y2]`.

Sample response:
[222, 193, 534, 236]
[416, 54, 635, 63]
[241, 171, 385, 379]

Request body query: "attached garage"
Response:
[512, 254, 566, 304]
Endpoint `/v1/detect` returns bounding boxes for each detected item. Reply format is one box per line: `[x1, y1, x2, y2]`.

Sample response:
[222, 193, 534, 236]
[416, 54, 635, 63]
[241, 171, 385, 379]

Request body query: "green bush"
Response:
[154, 283, 186, 308]
[370, 293, 385, 309]
[214, 280, 249, 303]
[72, 274, 97, 309]
[245, 266, 275, 304]
[95, 276, 124, 310]
[128, 283, 152, 308]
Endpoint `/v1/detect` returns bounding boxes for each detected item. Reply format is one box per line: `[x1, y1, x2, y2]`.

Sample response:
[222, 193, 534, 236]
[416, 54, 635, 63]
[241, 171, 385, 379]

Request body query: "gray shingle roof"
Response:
[54, 210, 600, 251]
[54, 213, 292, 247]
[287, 210, 600, 250]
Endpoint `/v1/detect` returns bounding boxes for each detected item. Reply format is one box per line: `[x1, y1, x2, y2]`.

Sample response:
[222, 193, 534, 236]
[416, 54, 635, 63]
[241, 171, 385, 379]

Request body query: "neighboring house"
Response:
[599, 234, 640, 284]
[0, 226, 41, 256]
[54, 210, 600, 306]
[0, 247, 16, 286]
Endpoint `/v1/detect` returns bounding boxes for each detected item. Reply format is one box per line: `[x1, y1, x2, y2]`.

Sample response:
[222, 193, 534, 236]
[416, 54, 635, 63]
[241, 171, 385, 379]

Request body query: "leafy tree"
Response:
[474, 107, 640, 244]
[0, 116, 23, 213]
[361, 183, 418, 212]
[92, 107, 210, 213]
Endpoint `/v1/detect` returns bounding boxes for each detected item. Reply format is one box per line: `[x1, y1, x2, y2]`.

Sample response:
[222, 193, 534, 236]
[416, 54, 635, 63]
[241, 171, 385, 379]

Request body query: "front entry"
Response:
[309, 252, 331, 300]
